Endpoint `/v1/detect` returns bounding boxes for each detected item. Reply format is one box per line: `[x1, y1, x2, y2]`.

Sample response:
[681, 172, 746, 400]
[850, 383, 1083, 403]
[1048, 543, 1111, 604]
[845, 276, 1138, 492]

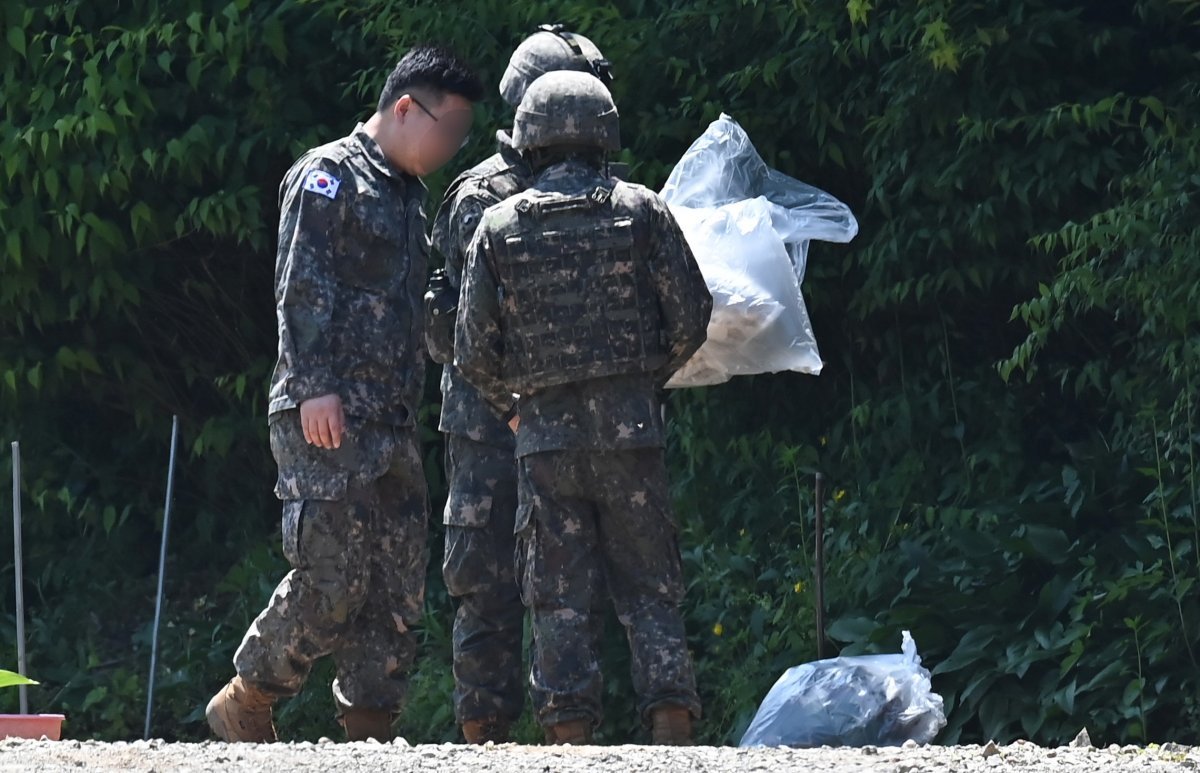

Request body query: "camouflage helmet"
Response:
[511, 71, 620, 153]
[499, 24, 614, 107]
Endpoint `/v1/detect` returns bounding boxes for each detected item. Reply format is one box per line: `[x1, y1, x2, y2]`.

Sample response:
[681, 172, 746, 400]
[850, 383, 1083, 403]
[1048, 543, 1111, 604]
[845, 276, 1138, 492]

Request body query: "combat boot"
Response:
[340, 709, 394, 742]
[205, 676, 278, 743]
[544, 718, 592, 745]
[462, 717, 511, 744]
[650, 704, 693, 745]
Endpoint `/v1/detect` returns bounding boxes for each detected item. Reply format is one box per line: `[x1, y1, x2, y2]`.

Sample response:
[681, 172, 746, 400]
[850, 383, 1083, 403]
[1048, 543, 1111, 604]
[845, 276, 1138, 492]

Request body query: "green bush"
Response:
[0, 0, 1197, 746]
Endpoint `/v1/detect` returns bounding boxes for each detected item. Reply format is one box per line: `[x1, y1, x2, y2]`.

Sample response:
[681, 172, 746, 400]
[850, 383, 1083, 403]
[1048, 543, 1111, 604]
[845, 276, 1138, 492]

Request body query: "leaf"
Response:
[933, 628, 999, 675]
[92, 111, 116, 136]
[5, 231, 20, 268]
[6, 27, 25, 57]
[1140, 96, 1165, 121]
[81, 686, 107, 711]
[0, 670, 37, 689]
[826, 616, 877, 643]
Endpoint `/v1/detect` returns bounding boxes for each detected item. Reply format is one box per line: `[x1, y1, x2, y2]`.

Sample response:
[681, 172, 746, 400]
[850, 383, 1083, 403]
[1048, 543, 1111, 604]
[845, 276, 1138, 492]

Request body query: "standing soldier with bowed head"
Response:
[205, 45, 482, 744]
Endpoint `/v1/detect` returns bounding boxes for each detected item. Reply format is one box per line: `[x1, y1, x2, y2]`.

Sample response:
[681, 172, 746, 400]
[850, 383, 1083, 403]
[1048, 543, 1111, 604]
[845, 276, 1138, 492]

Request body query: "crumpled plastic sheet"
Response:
[661, 113, 858, 388]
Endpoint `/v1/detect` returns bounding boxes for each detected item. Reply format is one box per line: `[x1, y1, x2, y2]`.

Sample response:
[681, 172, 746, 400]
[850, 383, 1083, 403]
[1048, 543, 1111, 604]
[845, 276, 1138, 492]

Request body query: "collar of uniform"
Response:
[532, 157, 600, 190]
[351, 123, 409, 183]
[496, 129, 530, 175]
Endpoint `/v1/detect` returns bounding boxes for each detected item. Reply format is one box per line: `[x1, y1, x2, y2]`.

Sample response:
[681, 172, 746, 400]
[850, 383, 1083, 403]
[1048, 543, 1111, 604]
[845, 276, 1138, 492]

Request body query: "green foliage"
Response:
[0, 669, 37, 689]
[0, 0, 372, 738]
[1, 0, 1198, 747]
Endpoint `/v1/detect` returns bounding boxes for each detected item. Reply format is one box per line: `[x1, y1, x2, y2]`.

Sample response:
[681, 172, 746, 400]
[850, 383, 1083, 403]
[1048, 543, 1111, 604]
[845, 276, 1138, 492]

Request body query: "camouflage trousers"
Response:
[516, 447, 701, 728]
[234, 410, 430, 714]
[441, 434, 526, 726]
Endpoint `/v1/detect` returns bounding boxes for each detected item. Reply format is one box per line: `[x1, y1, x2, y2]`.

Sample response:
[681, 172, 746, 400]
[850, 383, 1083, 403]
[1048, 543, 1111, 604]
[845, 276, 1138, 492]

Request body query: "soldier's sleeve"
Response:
[276, 158, 347, 404]
[444, 189, 494, 285]
[648, 196, 714, 376]
[453, 222, 516, 419]
[427, 179, 494, 364]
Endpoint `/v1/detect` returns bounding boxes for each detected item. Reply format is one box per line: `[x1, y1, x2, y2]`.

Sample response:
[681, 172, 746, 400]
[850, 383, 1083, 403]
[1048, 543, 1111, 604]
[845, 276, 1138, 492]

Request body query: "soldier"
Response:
[454, 71, 713, 745]
[425, 26, 614, 745]
[204, 46, 483, 743]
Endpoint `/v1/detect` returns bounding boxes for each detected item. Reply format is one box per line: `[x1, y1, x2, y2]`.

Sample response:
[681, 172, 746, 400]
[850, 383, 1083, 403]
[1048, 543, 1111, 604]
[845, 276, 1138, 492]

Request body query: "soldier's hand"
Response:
[300, 394, 345, 449]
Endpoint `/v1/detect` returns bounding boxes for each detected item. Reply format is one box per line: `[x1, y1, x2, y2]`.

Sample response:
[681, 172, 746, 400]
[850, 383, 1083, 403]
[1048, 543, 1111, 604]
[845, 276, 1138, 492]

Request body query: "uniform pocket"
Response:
[340, 194, 406, 290]
[274, 468, 350, 502]
[442, 437, 506, 527]
[270, 414, 352, 501]
[443, 489, 494, 527]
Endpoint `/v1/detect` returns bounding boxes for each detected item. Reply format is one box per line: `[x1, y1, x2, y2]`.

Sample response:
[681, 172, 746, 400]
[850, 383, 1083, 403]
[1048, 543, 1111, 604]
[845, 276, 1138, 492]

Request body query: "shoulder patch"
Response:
[458, 200, 485, 234]
[303, 169, 340, 199]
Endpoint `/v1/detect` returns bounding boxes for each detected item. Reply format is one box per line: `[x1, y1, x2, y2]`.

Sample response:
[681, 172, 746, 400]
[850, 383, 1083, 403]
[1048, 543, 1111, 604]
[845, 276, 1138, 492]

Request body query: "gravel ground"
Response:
[1, 736, 1198, 772]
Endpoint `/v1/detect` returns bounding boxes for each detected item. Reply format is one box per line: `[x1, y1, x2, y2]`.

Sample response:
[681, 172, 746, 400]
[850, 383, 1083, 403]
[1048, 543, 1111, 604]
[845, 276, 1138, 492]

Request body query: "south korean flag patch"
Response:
[303, 169, 340, 200]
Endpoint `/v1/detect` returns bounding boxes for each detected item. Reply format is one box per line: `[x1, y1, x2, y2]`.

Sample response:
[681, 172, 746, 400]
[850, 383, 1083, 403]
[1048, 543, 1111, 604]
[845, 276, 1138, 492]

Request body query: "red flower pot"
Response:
[0, 714, 65, 740]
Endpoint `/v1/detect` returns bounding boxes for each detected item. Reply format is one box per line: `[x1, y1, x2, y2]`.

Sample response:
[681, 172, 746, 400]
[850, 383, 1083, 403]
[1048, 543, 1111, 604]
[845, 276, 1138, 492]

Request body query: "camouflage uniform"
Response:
[234, 124, 431, 715]
[428, 27, 618, 729]
[428, 131, 531, 728]
[455, 146, 713, 729]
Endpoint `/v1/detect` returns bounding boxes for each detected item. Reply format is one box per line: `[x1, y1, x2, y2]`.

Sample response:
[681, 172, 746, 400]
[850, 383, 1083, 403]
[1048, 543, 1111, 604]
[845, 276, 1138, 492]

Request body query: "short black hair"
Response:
[377, 45, 484, 113]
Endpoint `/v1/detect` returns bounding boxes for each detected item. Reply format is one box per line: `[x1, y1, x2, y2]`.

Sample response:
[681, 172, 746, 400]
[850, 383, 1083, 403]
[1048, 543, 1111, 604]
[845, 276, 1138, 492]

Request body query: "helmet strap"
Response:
[536, 23, 584, 56]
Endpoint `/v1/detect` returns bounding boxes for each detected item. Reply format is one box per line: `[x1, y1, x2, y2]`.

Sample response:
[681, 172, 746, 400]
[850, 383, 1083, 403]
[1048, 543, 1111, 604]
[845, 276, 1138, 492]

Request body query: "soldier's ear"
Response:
[392, 95, 413, 123]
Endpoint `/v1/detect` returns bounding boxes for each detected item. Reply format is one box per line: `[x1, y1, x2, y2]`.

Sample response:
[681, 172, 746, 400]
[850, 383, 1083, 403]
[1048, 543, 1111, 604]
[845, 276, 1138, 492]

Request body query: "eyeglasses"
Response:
[410, 95, 472, 150]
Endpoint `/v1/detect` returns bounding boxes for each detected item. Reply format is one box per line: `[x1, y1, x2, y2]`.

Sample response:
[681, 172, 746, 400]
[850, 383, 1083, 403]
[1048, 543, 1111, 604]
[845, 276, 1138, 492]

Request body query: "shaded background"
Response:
[0, 0, 1198, 745]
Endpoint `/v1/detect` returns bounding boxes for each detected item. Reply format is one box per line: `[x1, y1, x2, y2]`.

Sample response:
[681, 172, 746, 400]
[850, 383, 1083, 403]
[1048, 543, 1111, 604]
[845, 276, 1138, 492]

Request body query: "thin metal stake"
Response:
[814, 472, 827, 660]
[11, 442, 28, 714]
[144, 416, 179, 740]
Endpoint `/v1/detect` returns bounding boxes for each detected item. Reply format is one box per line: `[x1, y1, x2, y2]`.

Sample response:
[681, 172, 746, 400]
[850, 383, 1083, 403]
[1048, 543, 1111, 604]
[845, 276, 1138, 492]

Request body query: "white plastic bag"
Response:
[661, 114, 858, 387]
[739, 631, 947, 748]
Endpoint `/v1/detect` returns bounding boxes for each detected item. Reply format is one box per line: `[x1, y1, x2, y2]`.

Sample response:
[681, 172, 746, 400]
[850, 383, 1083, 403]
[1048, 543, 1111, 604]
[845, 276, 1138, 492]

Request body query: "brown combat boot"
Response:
[462, 718, 511, 744]
[340, 709, 394, 742]
[205, 676, 278, 743]
[650, 705, 694, 745]
[544, 718, 592, 745]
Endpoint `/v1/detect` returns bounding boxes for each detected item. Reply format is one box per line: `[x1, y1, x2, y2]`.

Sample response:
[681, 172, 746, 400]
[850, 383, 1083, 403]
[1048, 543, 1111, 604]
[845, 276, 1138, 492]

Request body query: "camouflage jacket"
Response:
[428, 131, 529, 448]
[455, 158, 712, 457]
[268, 124, 429, 426]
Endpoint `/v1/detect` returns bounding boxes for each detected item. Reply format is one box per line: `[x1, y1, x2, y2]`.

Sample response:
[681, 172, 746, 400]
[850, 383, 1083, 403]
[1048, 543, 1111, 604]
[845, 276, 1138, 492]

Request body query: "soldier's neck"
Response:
[362, 112, 414, 177]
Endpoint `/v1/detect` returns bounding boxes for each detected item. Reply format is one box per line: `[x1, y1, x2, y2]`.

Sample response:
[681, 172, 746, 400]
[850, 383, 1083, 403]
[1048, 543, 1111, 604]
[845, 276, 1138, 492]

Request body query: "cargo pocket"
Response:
[270, 414, 354, 501]
[274, 467, 349, 570]
[441, 438, 497, 527]
[273, 467, 350, 502]
[442, 489, 494, 527]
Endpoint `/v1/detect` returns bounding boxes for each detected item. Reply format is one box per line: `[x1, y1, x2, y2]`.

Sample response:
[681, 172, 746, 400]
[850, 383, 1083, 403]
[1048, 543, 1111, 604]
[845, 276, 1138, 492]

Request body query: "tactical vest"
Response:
[493, 185, 669, 392]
